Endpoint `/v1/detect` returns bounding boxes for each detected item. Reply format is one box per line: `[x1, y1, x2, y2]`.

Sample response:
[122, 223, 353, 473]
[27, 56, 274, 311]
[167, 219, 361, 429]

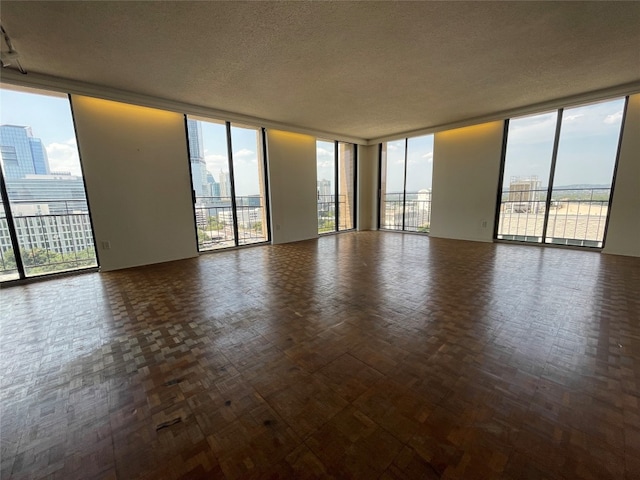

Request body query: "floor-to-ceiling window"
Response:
[337, 142, 356, 230]
[187, 116, 269, 251]
[0, 86, 97, 281]
[496, 97, 627, 247]
[316, 140, 356, 234]
[317, 140, 336, 233]
[379, 134, 434, 232]
[230, 124, 269, 245]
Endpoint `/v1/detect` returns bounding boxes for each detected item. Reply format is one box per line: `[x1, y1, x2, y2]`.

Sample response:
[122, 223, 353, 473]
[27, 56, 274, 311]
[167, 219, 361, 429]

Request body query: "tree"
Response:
[319, 219, 335, 233]
[1, 247, 97, 275]
[1, 249, 17, 272]
[197, 228, 208, 245]
[208, 216, 223, 230]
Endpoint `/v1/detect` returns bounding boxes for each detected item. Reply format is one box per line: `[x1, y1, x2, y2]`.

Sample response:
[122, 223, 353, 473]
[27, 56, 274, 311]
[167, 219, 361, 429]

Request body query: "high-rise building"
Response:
[317, 179, 332, 200]
[186, 119, 204, 160]
[219, 170, 231, 199]
[508, 176, 541, 213]
[186, 119, 208, 198]
[0, 125, 51, 179]
[0, 123, 95, 266]
[207, 172, 221, 198]
[0, 211, 95, 256]
[29, 137, 49, 174]
[6, 175, 89, 214]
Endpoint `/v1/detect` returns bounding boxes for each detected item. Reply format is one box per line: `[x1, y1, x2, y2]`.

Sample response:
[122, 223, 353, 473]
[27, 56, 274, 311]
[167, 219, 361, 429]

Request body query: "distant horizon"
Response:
[505, 182, 611, 189]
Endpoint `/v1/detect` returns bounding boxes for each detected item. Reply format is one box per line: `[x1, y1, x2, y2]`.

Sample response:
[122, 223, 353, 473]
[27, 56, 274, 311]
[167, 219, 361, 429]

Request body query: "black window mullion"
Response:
[68, 94, 100, 266]
[377, 143, 383, 230]
[541, 109, 564, 242]
[182, 115, 201, 251]
[226, 122, 240, 246]
[260, 128, 271, 242]
[0, 166, 25, 279]
[352, 144, 358, 230]
[334, 141, 339, 231]
[601, 96, 629, 248]
[494, 120, 510, 240]
[401, 138, 408, 231]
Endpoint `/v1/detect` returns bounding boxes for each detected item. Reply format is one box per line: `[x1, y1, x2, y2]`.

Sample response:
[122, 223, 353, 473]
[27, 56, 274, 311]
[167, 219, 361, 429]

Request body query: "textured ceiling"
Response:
[1, 1, 639, 141]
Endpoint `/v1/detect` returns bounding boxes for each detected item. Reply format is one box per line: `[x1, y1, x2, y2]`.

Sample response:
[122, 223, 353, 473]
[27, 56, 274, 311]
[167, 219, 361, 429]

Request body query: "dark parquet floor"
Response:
[1, 232, 639, 479]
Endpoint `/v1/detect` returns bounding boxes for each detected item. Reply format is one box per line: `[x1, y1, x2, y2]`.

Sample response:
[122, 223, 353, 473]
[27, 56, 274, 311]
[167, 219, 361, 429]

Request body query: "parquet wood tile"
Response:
[1, 231, 640, 479]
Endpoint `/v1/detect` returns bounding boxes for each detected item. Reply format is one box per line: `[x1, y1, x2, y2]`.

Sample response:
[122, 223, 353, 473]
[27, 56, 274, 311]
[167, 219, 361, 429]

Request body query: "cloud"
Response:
[406, 153, 433, 164]
[604, 110, 623, 124]
[46, 138, 81, 176]
[234, 148, 254, 158]
[316, 147, 333, 158]
[508, 112, 557, 144]
[563, 114, 583, 122]
[232, 148, 257, 164]
[205, 153, 227, 173]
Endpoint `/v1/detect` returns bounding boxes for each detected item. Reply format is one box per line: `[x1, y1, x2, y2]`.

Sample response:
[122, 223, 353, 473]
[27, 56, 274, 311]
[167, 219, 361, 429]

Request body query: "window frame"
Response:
[185, 115, 271, 252]
[494, 96, 629, 249]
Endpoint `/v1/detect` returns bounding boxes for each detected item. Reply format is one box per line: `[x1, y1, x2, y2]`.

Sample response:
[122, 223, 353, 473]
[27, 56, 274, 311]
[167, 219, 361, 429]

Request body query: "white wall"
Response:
[357, 144, 379, 231]
[430, 121, 504, 242]
[266, 130, 318, 244]
[72, 95, 197, 271]
[603, 93, 640, 257]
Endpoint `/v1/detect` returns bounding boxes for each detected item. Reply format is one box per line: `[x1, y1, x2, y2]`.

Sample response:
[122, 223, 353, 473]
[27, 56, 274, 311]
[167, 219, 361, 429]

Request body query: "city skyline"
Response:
[191, 118, 263, 198]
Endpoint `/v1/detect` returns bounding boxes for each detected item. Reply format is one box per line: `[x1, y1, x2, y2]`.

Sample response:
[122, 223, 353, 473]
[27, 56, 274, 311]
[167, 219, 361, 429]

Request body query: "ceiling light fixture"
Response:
[1, 24, 27, 74]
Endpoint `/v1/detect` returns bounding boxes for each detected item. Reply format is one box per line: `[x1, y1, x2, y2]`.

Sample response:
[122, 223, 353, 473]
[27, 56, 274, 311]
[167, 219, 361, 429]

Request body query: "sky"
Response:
[381, 98, 625, 194]
[316, 140, 360, 199]
[1, 87, 83, 175]
[1, 87, 626, 195]
[0, 88, 264, 195]
[316, 140, 335, 185]
[502, 98, 625, 188]
[196, 119, 262, 196]
[384, 135, 434, 193]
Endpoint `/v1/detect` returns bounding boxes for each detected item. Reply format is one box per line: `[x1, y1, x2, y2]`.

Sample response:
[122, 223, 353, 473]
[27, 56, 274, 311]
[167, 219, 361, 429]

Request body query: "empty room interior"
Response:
[1, 2, 639, 479]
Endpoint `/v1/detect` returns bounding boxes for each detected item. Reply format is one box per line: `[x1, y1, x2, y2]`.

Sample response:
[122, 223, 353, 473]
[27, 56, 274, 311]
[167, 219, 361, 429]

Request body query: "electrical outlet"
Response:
[102, 240, 111, 250]
[481, 220, 488, 228]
